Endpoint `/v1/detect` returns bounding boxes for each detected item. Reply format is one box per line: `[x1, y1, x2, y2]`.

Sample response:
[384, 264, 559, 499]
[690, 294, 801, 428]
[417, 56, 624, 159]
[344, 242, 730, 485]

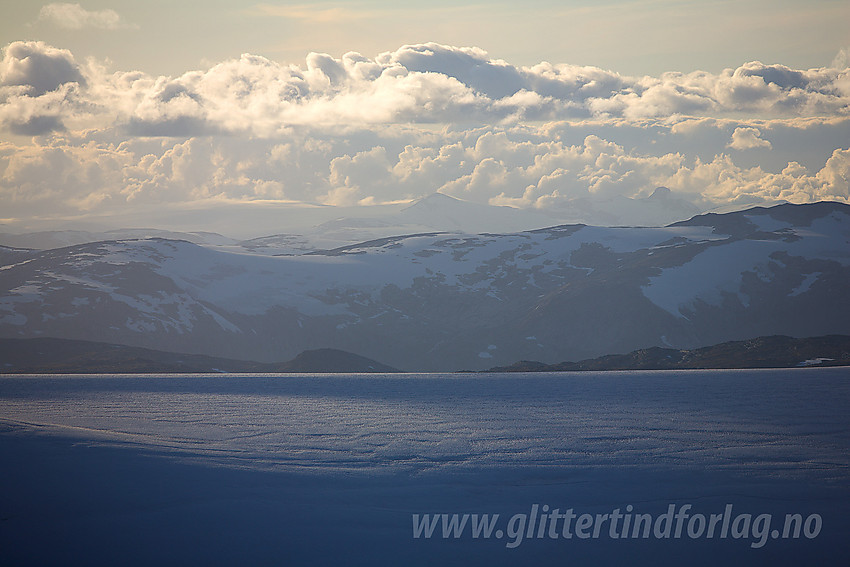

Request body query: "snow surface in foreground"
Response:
[1, 369, 848, 566]
[2, 370, 848, 476]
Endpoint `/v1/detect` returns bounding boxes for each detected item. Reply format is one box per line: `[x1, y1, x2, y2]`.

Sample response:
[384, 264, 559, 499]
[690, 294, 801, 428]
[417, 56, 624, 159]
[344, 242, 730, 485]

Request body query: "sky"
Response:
[1, 1, 849, 233]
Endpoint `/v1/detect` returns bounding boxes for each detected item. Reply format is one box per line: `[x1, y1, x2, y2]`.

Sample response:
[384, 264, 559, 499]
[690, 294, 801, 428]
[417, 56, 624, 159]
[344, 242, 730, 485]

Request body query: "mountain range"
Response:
[0, 189, 703, 246]
[1, 199, 848, 371]
[3, 335, 845, 374]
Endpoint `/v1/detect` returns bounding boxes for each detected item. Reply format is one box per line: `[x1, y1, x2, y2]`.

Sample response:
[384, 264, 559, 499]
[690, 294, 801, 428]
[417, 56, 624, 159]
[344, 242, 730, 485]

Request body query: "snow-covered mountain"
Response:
[0, 228, 238, 251]
[0, 194, 561, 255]
[1, 202, 848, 371]
[0, 192, 699, 254]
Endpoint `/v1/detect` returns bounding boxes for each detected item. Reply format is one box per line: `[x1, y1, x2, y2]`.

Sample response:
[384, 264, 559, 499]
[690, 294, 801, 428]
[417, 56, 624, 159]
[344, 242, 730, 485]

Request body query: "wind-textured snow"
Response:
[1, 370, 848, 566]
[1, 370, 847, 475]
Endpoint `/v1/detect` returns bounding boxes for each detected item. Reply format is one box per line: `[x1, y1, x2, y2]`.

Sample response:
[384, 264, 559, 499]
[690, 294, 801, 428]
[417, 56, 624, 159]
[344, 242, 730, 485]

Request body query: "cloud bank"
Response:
[38, 3, 134, 30]
[1, 40, 849, 228]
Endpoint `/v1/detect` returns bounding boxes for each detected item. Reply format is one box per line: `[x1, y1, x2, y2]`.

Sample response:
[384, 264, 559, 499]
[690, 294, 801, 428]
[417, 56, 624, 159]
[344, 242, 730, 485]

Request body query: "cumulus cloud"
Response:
[0, 42, 89, 134]
[1, 40, 849, 226]
[728, 126, 772, 150]
[0, 41, 85, 96]
[6, 115, 65, 136]
[381, 44, 526, 100]
[4, 119, 848, 223]
[2, 40, 845, 139]
[38, 3, 134, 30]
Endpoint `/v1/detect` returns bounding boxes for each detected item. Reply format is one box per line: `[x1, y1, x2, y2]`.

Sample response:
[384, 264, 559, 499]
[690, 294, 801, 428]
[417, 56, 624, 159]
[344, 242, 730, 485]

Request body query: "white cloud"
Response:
[250, 4, 373, 24]
[728, 127, 772, 150]
[0, 41, 85, 96]
[3, 40, 846, 139]
[0, 42, 88, 134]
[1, 41, 849, 227]
[5, 119, 847, 221]
[38, 3, 134, 30]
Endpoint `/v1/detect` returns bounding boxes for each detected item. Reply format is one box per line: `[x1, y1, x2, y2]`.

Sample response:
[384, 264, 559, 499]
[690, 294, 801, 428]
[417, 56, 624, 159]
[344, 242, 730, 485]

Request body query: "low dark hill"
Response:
[0, 338, 400, 374]
[488, 335, 850, 372]
[274, 348, 399, 373]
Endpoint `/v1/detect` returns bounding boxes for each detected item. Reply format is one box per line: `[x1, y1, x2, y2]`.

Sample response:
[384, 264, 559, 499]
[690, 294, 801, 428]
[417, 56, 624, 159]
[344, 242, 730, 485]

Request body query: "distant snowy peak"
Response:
[641, 186, 703, 218]
[401, 192, 460, 209]
[398, 192, 556, 234]
[548, 190, 703, 228]
[243, 193, 565, 254]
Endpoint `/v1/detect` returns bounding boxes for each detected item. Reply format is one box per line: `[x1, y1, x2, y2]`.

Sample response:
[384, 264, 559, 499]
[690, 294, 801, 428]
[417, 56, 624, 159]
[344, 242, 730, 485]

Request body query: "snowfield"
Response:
[1, 369, 848, 565]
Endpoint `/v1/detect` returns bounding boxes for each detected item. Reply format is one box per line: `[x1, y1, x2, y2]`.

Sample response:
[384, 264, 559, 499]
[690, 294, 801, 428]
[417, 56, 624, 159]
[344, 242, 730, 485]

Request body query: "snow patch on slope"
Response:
[642, 212, 850, 318]
[642, 240, 783, 318]
[744, 214, 792, 232]
[789, 272, 822, 297]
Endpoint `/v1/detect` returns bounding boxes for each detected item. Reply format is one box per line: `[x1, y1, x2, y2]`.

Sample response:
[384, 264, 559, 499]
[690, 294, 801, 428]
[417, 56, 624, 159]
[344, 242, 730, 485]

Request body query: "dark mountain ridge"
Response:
[0, 338, 400, 374]
[487, 335, 850, 372]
